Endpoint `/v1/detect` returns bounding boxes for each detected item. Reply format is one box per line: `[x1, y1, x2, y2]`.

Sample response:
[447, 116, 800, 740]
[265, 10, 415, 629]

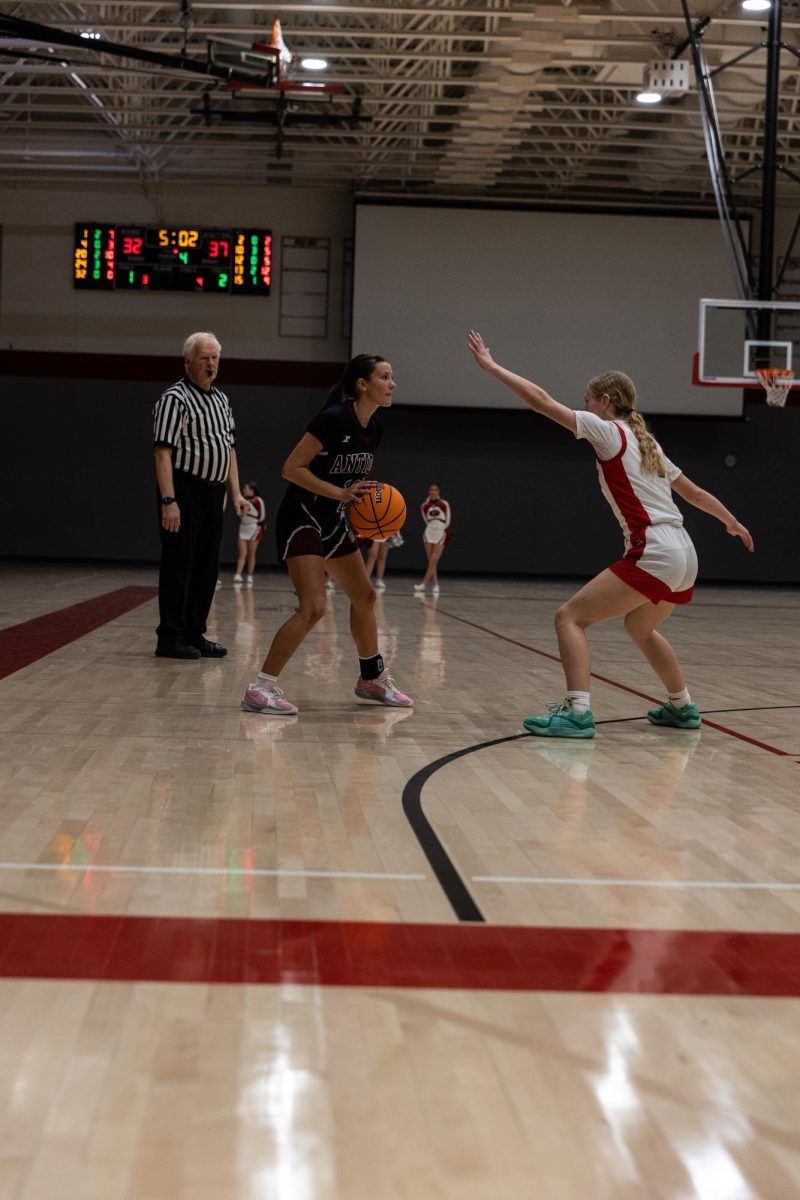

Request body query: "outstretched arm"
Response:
[467, 330, 577, 433]
[671, 474, 754, 551]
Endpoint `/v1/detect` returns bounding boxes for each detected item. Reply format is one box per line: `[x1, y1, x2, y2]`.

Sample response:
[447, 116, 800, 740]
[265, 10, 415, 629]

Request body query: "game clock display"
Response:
[73, 224, 272, 293]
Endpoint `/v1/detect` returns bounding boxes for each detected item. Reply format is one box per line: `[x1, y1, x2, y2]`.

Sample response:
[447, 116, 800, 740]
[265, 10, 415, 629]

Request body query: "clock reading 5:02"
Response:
[73, 224, 272, 293]
[158, 228, 200, 249]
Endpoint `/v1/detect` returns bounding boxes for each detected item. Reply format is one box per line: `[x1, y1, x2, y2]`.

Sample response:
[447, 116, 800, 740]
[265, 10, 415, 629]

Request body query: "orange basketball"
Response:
[348, 483, 406, 540]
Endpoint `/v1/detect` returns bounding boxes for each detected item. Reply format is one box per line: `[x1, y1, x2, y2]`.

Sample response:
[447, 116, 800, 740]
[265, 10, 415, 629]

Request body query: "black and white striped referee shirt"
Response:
[153, 378, 236, 484]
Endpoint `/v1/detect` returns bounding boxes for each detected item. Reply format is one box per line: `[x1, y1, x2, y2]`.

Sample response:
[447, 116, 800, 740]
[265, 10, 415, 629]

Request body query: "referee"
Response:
[153, 331, 247, 659]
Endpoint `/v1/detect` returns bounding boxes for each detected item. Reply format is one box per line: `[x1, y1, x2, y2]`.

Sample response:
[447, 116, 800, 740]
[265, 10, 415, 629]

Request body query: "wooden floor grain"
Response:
[1, 562, 799, 1198]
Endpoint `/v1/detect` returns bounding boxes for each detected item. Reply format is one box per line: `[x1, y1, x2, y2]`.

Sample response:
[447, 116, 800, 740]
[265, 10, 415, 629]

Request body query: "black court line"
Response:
[697, 705, 800, 715]
[402, 733, 526, 922]
[403, 720, 646, 922]
[428, 603, 797, 760]
[402, 706, 800, 922]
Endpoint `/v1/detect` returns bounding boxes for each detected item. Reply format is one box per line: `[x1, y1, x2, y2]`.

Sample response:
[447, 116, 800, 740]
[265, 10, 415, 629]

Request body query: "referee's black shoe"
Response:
[188, 637, 228, 658]
[155, 639, 201, 660]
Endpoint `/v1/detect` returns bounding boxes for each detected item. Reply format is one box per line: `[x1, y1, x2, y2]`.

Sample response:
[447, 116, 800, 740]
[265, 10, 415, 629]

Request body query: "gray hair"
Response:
[183, 331, 221, 359]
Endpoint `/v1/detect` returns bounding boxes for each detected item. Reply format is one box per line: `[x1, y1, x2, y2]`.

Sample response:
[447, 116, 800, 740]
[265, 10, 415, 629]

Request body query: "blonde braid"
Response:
[587, 370, 665, 477]
[626, 410, 666, 477]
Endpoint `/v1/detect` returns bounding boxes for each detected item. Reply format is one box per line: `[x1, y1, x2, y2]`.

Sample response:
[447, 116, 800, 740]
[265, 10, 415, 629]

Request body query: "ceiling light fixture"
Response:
[636, 90, 663, 105]
[742, 0, 771, 10]
[300, 57, 328, 71]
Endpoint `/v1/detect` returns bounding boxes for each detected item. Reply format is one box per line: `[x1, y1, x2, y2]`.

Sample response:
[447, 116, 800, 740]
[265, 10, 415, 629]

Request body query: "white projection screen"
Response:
[351, 204, 745, 417]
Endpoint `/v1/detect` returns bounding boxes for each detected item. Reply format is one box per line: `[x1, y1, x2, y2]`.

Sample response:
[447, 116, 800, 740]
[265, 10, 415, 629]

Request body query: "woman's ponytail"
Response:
[320, 354, 387, 412]
[587, 370, 665, 477]
[626, 410, 666, 477]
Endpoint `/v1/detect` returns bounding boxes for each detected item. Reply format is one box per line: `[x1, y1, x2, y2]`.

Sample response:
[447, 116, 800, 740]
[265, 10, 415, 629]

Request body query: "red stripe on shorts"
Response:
[610, 558, 694, 605]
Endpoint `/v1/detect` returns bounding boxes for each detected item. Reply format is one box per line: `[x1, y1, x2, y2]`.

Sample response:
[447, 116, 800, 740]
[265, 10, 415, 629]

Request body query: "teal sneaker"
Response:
[646, 701, 701, 729]
[522, 702, 596, 739]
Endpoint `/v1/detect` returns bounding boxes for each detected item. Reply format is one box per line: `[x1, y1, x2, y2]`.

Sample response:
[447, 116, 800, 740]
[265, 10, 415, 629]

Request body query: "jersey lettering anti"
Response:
[574, 411, 684, 548]
[287, 402, 382, 517]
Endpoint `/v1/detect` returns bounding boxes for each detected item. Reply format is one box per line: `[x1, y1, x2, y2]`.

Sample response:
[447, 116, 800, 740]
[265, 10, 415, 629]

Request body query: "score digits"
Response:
[72, 224, 272, 293]
[158, 228, 200, 249]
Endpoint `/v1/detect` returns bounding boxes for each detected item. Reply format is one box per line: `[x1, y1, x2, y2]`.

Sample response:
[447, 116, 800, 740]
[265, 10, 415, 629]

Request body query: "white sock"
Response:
[258, 671, 279, 685]
[566, 691, 591, 715]
[668, 688, 691, 709]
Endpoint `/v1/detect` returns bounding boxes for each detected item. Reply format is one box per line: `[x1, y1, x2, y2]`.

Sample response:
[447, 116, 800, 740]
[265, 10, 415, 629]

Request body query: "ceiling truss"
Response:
[1, 0, 799, 208]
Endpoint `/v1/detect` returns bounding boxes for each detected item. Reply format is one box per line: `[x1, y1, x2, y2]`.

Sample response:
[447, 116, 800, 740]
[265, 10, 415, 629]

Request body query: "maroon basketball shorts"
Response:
[275, 496, 359, 562]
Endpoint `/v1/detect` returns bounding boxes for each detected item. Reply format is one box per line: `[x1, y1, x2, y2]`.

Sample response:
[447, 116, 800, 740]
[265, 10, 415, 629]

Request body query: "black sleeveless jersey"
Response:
[286, 401, 382, 519]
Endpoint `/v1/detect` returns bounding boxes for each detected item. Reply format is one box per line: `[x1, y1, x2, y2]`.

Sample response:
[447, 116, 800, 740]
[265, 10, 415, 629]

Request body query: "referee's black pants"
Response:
[156, 471, 226, 644]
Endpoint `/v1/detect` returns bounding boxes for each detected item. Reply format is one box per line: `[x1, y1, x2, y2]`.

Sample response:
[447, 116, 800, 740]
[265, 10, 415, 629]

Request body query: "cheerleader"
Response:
[414, 483, 452, 596]
[233, 482, 265, 583]
[364, 531, 402, 591]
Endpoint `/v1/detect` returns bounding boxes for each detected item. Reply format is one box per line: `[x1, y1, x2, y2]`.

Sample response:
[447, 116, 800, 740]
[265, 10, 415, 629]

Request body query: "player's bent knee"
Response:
[629, 628, 658, 652]
[623, 613, 652, 646]
[299, 601, 326, 626]
[555, 602, 580, 630]
[351, 587, 377, 612]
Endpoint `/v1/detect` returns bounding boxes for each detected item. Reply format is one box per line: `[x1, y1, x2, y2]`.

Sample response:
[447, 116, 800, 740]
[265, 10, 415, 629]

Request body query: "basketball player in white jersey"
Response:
[468, 330, 754, 739]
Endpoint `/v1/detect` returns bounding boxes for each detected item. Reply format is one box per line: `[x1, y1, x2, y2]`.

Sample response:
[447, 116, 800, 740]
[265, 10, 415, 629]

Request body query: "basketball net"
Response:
[756, 367, 794, 407]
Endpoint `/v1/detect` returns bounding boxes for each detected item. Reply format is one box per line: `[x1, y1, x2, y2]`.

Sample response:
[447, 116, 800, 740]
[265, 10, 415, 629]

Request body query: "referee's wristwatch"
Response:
[160, 496, 176, 506]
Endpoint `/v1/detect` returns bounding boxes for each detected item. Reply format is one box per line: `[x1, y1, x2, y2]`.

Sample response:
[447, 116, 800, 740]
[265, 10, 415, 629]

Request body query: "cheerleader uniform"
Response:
[275, 401, 381, 562]
[239, 495, 265, 542]
[421, 497, 452, 545]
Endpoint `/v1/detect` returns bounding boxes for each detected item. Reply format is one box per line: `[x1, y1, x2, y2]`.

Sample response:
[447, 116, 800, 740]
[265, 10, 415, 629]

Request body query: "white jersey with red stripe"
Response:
[574, 411, 683, 549]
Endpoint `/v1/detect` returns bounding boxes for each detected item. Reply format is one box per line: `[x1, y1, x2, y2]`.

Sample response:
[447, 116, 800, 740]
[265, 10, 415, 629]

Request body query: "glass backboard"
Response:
[696, 298, 800, 387]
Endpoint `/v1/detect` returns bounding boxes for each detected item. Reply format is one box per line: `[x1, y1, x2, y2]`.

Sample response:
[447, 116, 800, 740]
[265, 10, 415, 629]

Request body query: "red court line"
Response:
[433, 605, 793, 760]
[0, 586, 158, 680]
[1, 912, 799, 995]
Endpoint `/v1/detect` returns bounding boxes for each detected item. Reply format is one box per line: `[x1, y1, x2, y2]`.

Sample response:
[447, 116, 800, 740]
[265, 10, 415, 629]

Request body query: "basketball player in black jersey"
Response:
[241, 355, 413, 715]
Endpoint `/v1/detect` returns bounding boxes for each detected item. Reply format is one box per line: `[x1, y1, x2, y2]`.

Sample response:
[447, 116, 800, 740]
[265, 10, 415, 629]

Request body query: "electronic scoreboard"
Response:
[73, 224, 272, 293]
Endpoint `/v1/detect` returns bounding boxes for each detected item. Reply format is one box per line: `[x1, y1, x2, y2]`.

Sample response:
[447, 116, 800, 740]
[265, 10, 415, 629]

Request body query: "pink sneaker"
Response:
[241, 681, 298, 715]
[354, 669, 413, 707]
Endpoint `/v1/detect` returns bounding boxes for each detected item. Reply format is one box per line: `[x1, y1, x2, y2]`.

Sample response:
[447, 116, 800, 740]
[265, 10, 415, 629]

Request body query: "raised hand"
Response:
[468, 329, 495, 372]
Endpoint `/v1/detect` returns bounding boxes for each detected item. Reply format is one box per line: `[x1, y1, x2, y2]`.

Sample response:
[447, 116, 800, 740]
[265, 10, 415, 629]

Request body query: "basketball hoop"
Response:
[756, 367, 794, 407]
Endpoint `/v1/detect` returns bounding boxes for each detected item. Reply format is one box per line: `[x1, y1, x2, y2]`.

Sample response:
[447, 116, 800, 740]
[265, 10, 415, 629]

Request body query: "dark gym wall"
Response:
[3, 185, 799, 586]
[2, 369, 798, 584]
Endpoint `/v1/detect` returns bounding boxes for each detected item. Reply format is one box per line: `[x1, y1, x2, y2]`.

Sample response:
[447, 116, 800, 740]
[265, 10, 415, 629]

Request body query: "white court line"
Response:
[472, 875, 800, 890]
[0, 862, 425, 882]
